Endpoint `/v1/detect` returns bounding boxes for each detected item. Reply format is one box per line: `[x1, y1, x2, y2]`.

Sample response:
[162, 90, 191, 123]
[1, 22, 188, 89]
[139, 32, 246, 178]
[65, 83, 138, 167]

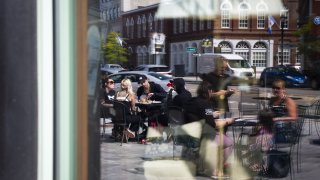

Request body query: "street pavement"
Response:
[101, 121, 320, 179]
[101, 76, 320, 180]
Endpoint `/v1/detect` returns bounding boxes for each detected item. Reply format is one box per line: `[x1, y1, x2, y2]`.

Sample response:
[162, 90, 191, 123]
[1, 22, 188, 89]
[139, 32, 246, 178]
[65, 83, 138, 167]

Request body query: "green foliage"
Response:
[101, 31, 128, 64]
[294, 20, 320, 56]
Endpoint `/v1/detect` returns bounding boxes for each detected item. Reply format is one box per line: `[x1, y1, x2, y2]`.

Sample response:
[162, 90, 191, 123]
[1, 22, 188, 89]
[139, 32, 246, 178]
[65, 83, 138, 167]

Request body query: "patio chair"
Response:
[111, 100, 142, 146]
[100, 105, 114, 138]
[238, 87, 261, 119]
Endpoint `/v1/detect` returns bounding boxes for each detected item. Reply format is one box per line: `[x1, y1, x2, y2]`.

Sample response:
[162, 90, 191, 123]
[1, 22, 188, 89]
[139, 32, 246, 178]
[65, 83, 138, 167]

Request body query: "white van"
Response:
[197, 53, 255, 83]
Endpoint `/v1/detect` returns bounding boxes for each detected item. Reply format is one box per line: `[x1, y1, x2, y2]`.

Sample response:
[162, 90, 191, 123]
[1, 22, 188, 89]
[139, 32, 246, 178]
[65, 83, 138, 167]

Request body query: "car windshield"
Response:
[279, 67, 302, 75]
[148, 72, 171, 80]
[109, 65, 122, 69]
[149, 67, 170, 72]
[228, 60, 251, 68]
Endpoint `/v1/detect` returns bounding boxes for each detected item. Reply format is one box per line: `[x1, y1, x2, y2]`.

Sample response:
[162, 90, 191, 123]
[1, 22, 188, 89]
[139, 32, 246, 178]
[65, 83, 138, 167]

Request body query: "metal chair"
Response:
[167, 106, 185, 146]
[100, 106, 114, 138]
[111, 100, 142, 146]
[238, 87, 261, 119]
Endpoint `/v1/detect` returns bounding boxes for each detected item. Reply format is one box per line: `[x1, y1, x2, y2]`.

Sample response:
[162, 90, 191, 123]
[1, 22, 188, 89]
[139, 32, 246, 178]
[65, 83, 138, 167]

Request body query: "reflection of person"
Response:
[167, 78, 192, 107]
[100, 77, 116, 108]
[202, 57, 235, 112]
[183, 80, 234, 177]
[116, 78, 140, 138]
[136, 76, 167, 101]
[268, 79, 297, 144]
[99, 77, 117, 138]
[116, 78, 136, 111]
[241, 110, 274, 174]
[269, 79, 297, 121]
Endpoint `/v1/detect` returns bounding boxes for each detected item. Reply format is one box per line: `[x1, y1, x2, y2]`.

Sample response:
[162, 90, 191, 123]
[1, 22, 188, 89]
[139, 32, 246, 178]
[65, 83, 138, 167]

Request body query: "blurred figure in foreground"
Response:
[167, 78, 192, 108]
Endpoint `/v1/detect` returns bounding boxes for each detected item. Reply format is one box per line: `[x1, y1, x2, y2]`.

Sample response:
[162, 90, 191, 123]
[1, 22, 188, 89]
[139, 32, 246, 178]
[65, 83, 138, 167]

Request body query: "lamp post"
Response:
[280, 15, 286, 66]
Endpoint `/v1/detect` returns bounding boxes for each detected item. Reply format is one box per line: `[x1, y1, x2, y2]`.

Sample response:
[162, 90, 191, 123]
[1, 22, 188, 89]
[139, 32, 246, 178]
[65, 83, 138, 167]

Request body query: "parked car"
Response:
[259, 66, 308, 87]
[133, 64, 173, 77]
[100, 63, 125, 75]
[107, 71, 173, 92]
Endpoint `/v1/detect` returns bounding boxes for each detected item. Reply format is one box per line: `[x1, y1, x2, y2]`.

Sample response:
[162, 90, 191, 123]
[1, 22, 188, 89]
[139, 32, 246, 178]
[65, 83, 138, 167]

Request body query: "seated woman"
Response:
[116, 78, 141, 139]
[183, 80, 235, 178]
[242, 110, 274, 174]
[99, 77, 116, 137]
[269, 79, 297, 121]
[268, 79, 297, 143]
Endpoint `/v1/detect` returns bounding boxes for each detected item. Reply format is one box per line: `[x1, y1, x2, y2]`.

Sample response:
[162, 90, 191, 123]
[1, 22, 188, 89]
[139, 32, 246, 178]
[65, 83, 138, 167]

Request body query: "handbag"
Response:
[266, 149, 290, 178]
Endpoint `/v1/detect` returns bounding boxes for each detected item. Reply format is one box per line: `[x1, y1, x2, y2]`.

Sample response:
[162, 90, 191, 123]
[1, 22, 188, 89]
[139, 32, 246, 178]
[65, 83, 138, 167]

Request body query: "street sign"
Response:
[186, 47, 197, 52]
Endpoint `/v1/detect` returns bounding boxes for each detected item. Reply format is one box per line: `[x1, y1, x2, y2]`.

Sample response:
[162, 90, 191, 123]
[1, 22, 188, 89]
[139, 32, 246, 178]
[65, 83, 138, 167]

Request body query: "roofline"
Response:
[122, 3, 159, 15]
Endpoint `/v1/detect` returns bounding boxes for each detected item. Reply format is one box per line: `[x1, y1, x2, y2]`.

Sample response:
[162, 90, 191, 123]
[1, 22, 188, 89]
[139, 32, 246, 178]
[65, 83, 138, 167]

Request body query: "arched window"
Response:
[239, 3, 249, 28]
[142, 15, 146, 37]
[184, 18, 189, 32]
[112, 8, 116, 19]
[199, 19, 204, 30]
[192, 17, 197, 31]
[148, 14, 153, 32]
[220, 2, 232, 28]
[173, 19, 177, 34]
[154, 18, 158, 32]
[236, 41, 250, 48]
[257, 3, 267, 29]
[130, 18, 134, 38]
[136, 46, 143, 65]
[252, 41, 267, 67]
[218, 41, 232, 53]
[159, 19, 163, 33]
[235, 41, 250, 61]
[109, 9, 112, 20]
[125, 18, 130, 38]
[207, 18, 212, 29]
[117, 7, 120, 18]
[137, 16, 141, 38]
[179, 18, 183, 33]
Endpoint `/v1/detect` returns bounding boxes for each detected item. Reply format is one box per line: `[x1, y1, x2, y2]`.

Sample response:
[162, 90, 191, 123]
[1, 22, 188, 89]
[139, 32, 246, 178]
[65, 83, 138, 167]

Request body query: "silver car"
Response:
[133, 64, 173, 77]
[108, 71, 173, 92]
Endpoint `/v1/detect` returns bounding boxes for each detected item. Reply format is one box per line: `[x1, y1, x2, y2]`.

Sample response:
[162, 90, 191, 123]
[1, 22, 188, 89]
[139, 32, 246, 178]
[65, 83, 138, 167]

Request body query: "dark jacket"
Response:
[183, 97, 216, 128]
[167, 78, 192, 107]
[136, 82, 167, 101]
[201, 72, 233, 111]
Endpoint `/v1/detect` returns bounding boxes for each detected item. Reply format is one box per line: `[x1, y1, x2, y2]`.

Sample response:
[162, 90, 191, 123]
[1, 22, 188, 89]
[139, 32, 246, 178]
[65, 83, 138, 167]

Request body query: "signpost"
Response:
[186, 47, 197, 52]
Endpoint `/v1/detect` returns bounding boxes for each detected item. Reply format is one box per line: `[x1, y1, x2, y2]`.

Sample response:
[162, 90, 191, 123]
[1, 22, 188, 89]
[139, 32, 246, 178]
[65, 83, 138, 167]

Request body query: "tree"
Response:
[294, 20, 320, 62]
[101, 31, 128, 64]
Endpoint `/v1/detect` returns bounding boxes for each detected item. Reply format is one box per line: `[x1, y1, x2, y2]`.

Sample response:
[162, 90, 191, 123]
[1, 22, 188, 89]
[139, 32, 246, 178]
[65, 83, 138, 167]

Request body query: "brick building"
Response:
[122, 0, 299, 76]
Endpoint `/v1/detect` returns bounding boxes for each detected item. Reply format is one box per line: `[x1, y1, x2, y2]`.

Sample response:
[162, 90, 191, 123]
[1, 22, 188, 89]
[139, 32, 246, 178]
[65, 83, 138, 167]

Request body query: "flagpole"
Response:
[280, 15, 286, 66]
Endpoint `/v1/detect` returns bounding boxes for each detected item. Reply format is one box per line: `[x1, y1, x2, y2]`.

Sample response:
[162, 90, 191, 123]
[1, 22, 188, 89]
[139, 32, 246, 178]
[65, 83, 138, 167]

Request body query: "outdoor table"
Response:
[230, 118, 259, 145]
[136, 101, 165, 127]
[252, 96, 302, 100]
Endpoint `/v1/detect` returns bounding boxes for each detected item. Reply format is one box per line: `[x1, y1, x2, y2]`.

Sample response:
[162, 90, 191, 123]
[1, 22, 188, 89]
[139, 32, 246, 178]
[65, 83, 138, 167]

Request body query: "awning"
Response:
[155, 0, 284, 19]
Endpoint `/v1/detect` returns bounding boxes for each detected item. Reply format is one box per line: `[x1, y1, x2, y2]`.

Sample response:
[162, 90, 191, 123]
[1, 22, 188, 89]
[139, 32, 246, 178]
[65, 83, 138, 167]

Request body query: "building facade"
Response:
[122, 0, 299, 76]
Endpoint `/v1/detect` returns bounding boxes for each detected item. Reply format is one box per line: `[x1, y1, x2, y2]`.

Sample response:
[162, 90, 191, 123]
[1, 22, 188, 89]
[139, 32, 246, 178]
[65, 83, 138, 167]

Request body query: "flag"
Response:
[115, 34, 125, 46]
[267, 15, 277, 34]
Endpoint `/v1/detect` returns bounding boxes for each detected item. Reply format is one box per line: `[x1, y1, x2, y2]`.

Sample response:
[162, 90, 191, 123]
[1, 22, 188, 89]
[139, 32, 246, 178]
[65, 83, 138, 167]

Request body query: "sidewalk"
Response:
[101, 120, 320, 180]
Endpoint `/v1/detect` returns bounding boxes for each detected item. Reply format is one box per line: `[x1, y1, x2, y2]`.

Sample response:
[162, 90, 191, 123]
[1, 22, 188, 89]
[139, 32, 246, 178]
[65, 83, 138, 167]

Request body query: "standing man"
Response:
[202, 57, 235, 112]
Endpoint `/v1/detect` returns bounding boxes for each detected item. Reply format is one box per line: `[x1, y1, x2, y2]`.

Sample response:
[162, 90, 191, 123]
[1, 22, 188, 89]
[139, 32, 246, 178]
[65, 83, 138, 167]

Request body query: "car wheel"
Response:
[311, 79, 319, 90]
[259, 79, 265, 87]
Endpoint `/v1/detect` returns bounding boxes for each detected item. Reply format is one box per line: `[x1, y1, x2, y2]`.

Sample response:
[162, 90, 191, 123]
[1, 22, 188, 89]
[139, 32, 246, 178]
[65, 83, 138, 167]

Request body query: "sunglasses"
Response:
[272, 86, 281, 90]
[107, 81, 114, 84]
